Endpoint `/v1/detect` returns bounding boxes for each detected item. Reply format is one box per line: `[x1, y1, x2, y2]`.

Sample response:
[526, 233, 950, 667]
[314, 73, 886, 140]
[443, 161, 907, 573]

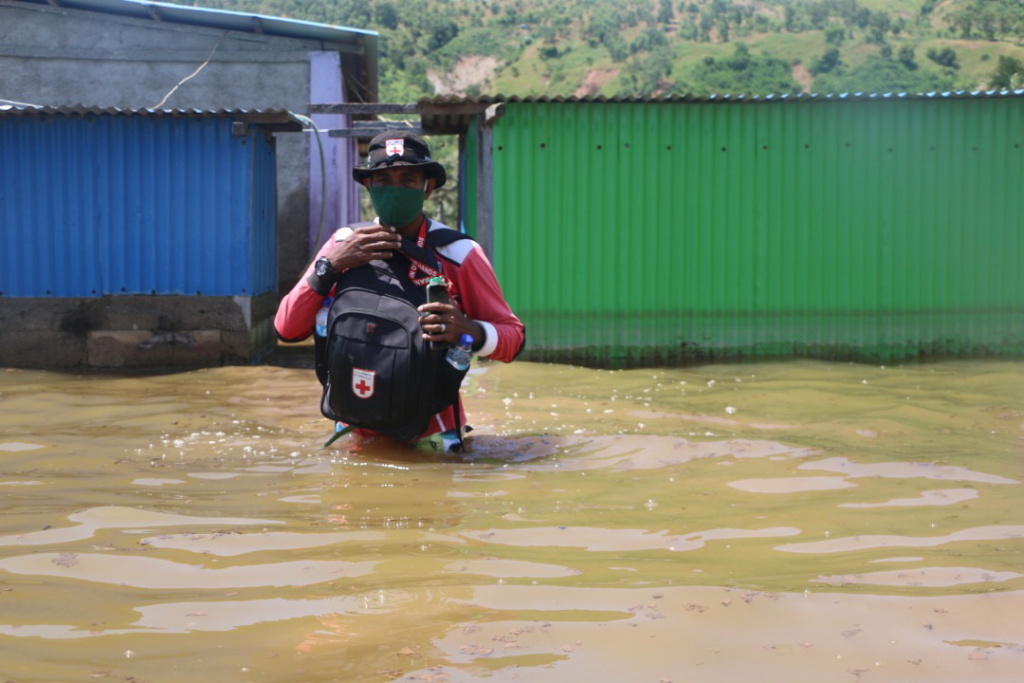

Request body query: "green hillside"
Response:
[183, 0, 1024, 99]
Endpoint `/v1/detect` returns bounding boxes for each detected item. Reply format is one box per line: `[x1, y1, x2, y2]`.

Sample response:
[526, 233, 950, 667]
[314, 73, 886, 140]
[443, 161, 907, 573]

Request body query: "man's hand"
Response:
[325, 225, 401, 271]
[417, 301, 484, 348]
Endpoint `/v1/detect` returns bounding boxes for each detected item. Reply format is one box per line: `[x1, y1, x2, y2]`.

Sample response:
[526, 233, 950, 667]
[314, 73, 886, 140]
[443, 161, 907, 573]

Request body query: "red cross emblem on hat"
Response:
[385, 138, 405, 157]
[352, 368, 375, 399]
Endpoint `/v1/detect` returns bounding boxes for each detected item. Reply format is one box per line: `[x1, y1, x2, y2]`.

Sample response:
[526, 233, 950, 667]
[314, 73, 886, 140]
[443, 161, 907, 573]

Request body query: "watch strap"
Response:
[307, 258, 337, 296]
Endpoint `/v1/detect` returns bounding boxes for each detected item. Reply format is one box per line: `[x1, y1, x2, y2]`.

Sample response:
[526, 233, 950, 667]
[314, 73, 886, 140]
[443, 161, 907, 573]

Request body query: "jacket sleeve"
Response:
[274, 240, 336, 342]
[449, 244, 525, 363]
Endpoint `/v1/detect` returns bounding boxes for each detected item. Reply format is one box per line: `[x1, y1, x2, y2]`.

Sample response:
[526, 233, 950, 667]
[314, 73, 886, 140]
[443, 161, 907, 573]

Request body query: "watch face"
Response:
[316, 258, 332, 277]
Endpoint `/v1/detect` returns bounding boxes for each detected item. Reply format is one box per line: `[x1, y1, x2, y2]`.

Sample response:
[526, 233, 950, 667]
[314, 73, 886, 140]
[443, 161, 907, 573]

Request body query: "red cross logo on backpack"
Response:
[352, 368, 375, 399]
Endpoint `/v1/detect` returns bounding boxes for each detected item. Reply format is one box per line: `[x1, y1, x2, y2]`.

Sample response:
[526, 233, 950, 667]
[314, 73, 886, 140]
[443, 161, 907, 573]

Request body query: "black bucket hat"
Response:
[352, 130, 447, 188]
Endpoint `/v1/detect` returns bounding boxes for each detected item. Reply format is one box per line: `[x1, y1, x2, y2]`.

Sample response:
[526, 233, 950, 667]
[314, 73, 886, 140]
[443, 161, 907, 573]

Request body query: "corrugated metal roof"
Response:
[424, 89, 1024, 104]
[13, 0, 376, 43]
[418, 89, 1024, 133]
[0, 103, 304, 131]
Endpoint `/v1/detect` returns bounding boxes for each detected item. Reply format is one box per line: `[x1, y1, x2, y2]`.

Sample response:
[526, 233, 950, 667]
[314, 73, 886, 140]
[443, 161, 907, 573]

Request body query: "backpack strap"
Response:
[425, 227, 472, 248]
[399, 226, 471, 282]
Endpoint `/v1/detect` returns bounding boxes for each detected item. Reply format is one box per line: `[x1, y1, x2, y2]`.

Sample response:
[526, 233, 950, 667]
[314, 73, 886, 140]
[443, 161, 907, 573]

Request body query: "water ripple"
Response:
[776, 525, 1024, 554]
[0, 552, 373, 588]
[467, 525, 801, 552]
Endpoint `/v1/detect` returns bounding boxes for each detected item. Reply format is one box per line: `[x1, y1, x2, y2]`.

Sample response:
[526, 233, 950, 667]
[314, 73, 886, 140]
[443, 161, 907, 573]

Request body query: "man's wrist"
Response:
[307, 257, 338, 296]
[472, 320, 499, 357]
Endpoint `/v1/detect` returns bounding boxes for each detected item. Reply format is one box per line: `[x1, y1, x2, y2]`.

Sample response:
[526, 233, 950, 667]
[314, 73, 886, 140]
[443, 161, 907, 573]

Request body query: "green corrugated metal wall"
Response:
[484, 97, 1024, 366]
[460, 116, 480, 239]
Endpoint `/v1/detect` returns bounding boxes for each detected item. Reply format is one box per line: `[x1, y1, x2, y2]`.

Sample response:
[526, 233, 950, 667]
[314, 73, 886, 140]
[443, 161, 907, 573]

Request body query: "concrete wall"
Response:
[0, 0, 354, 292]
[0, 294, 279, 370]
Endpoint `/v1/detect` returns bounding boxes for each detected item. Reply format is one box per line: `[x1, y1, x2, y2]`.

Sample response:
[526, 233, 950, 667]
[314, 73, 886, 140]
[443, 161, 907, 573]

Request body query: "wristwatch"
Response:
[314, 257, 336, 280]
[308, 256, 339, 295]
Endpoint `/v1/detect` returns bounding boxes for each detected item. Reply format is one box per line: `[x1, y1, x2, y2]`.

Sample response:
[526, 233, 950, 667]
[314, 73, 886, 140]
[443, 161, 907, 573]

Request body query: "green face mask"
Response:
[368, 184, 426, 228]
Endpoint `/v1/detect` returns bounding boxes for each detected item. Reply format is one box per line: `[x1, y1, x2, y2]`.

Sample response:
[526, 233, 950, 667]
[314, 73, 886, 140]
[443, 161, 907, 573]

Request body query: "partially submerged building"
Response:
[0, 0, 378, 368]
[421, 92, 1024, 366]
[0, 104, 302, 368]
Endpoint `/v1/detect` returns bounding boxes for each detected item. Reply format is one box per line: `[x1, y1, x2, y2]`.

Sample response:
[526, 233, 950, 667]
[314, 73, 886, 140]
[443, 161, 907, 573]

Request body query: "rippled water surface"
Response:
[1, 359, 1022, 682]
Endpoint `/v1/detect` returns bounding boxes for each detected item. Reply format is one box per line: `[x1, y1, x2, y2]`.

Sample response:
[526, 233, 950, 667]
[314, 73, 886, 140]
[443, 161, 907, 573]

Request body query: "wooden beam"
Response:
[309, 103, 418, 115]
[350, 120, 415, 128]
[327, 127, 424, 138]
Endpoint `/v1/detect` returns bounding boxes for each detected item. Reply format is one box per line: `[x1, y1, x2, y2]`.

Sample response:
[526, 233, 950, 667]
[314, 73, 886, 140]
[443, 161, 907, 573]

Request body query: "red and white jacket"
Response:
[274, 217, 525, 438]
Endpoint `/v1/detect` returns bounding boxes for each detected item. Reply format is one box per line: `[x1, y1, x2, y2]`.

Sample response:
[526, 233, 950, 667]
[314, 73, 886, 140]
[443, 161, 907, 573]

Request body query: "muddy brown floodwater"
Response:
[0, 358, 1022, 682]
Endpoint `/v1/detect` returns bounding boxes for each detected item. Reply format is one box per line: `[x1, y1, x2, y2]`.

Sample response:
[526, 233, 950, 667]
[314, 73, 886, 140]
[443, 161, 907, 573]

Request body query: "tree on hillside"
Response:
[927, 47, 959, 69]
[631, 26, 668, 55]
[657, 0, 673, 25]
[989, 55, 1024, 89]
[585, 5, 636, 61]
[826, 25, 846, 45]
[619, 46, 676, 96]
[946, 0, 1024, 42]
[686, 44, 801, 96]
[784, 4, 796, 32]
[810, 47, 842, 75]
[374, 1, 399, 31]
[780, 0, 883, 35]
[866, 10, 892, 44]
[813, 54, 958, 94]
[898, 46, 918, 70]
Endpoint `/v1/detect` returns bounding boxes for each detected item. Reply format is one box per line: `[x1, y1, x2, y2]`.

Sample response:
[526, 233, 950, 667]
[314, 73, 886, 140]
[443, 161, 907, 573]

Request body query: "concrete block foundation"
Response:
[0, 294, 278, 370]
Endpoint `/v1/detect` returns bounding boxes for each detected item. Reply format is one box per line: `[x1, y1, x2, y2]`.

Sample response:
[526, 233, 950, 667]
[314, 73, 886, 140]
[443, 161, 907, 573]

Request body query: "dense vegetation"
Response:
[180, 0, 1024, 100]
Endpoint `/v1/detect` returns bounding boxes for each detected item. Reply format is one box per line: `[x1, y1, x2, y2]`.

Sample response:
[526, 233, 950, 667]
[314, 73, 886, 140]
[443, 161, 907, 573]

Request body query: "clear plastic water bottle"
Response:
[314, 297, 332, 337]
[445, 333, 473, 371]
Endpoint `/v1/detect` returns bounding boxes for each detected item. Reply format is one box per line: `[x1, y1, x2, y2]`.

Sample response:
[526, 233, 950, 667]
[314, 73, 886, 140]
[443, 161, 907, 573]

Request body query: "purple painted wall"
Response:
[308, 51, 361, 256]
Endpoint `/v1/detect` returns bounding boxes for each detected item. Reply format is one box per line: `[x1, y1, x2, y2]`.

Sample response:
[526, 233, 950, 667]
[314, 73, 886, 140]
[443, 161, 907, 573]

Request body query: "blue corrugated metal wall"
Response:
[0, 114, 276, 297]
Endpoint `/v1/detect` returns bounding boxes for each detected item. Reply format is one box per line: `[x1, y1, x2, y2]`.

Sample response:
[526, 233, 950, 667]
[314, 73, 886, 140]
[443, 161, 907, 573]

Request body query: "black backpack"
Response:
[315, 224, 472, 444]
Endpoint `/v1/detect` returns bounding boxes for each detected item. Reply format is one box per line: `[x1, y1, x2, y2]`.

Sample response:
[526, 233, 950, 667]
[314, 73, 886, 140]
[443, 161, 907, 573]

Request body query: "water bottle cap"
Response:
[459, 333, 473, 345]
[428, 276, 447, 286]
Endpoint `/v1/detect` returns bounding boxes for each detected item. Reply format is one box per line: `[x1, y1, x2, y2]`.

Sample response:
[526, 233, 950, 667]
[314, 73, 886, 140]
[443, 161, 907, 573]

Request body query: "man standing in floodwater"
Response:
[274, 130, 525, 451]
